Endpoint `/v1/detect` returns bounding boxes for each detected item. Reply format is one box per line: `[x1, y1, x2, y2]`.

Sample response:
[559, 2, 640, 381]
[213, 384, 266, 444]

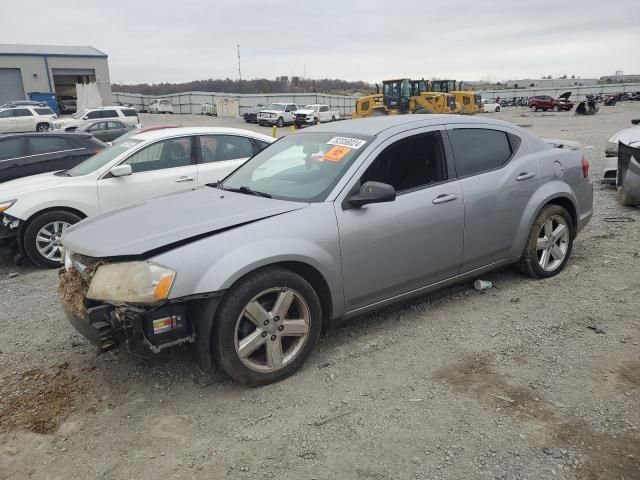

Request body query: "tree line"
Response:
[112, 77, 374, 96]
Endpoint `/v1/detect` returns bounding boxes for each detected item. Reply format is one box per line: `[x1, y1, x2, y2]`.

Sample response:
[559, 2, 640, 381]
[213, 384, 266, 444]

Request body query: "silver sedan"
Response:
[60, 115, 593, 385]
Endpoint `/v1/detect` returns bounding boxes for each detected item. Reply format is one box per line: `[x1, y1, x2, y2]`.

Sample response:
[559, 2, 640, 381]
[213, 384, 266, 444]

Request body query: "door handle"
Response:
[516, 172, 536, 181]
[175, 176, 194, 183]
[432, 193, 458, 204]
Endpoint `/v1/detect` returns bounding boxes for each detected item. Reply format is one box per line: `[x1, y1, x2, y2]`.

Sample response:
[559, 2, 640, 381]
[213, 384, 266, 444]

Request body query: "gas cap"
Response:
[553, 161, 565, 178]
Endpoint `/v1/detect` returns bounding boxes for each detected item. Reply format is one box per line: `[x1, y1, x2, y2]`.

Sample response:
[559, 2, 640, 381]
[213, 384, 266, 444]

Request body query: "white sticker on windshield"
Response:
[120, 142, 137, 148]
[327, 137, 366, 150]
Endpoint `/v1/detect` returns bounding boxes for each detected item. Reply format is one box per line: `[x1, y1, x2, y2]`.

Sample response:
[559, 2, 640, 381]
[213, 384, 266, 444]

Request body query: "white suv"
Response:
[55, 106, 140, 131]
[149, 99, 174, 114]
[0, 106, 57, 133]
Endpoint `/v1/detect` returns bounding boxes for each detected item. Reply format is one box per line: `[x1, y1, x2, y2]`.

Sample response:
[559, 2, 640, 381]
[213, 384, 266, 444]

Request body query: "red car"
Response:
[528, 92, 574, 112]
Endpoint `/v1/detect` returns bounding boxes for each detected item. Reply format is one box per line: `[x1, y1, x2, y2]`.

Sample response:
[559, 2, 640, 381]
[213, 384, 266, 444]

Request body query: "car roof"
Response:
[309, 115, 520, 136]
[0, 132, 92, 139]
[126, 126, 275, 143]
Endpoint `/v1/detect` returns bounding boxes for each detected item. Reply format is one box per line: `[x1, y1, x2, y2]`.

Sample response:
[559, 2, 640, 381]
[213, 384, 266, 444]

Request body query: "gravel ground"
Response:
[1, 104, 639, 480]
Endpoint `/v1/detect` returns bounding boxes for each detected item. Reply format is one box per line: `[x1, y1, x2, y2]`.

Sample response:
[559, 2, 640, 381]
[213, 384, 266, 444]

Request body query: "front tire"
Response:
[23, 210, 82, 268]
[530, 106, 537, 112]
[212, 268, 322, 385]
[495, 106, 501, 112]
[516, 205, 574, 279]
[553, 105, 560, 112]
[276, 117, 284, 128]
[36, 123, 50, 132]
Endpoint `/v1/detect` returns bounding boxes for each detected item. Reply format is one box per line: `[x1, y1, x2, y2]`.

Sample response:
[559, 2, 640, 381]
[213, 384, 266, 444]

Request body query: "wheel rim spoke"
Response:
[266, 338, 284, 369]
[280, 319, 308, 337]
[550, 245, 564, 261]
[539, 249, 550, 269]
[272, 289, 294, 318]
[544, 220, 553, 238]
[237, 329, 266, 359]
[553, 224, 567, 239]
[243, 301, 269, 328]
[536, 237, 548, 250]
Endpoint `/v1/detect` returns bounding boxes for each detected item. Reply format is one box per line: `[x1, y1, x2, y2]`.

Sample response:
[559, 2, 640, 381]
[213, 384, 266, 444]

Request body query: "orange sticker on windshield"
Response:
[323, 145, 351, 162]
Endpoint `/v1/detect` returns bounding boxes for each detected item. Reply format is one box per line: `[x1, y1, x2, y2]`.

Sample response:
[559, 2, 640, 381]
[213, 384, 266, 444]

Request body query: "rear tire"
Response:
[530, 106, 537, 112]
[331, 116, 336, 122]
[212, 268, 322, 385]
[516, 205, 574, 279]
[23, 210, 82, 268]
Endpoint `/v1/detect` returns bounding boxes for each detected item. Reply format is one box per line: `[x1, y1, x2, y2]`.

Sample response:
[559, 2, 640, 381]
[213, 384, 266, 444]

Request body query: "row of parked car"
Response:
[242, 103, 340, 127]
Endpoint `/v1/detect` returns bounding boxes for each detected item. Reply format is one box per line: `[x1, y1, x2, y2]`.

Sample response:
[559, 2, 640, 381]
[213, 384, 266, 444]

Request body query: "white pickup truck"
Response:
[294, 104, 339, 126]
[257, 103, 298, 127]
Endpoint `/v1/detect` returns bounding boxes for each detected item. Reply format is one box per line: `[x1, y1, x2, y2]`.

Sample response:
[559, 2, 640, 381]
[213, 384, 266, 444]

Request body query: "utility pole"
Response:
[237, 44, 242, 82]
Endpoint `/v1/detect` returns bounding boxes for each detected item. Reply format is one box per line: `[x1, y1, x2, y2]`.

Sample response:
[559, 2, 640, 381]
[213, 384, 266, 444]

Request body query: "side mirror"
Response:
[347, 181, 396, 208]
[110, 164, 132, 177]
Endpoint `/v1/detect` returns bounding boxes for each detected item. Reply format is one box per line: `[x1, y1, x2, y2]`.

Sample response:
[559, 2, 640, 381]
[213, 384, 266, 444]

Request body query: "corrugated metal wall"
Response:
[478, 82, 640, 102]
[112, 91, 359, 115]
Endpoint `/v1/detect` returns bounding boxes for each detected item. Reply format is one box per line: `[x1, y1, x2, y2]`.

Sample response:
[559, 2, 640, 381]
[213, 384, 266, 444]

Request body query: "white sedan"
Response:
[0, 127, 274, 267]
[481, 99, 501, 113]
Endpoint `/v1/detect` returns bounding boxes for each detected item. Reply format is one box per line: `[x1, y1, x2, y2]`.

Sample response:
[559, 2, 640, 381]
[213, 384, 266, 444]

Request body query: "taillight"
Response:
[581, 156, 589, 178]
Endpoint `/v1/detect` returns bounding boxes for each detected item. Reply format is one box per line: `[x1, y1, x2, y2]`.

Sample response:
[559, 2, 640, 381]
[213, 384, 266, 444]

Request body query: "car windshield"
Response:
[72, 110, 88, 119]
[305, 105, 319, 111]
[221, 132, 374, 203]
[67, 139, 143, 176]
[265, 104, 285, 111]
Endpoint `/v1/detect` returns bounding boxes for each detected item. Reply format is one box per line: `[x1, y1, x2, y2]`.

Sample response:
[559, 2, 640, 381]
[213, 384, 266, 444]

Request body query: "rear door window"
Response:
[448, 128, 518, 177]
[108, 121, 125, 129]
[0, 137, 25, 160]
[14, 109, 33, 117]
[28, 137, 74, 155]
[86, 111, 101, 119]
[199, 135, 254, 163]
[88, 122, 107, 131]
[121, 109, 138, 117]
[100, 110, 118, 118]
[35, 108, 55, 116]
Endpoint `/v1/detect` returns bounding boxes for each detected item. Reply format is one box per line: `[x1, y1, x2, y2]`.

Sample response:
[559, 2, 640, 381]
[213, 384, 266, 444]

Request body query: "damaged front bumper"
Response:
[0, 213, 20, 239]
[63, 301, 195, 354]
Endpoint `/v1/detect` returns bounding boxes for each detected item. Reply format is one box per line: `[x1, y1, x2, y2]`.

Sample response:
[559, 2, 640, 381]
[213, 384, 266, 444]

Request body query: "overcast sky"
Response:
[2, 0, 638, 84]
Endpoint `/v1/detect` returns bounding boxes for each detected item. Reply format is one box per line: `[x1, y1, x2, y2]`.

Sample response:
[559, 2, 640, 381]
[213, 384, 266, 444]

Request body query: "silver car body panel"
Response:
[62, 115, 593, 321]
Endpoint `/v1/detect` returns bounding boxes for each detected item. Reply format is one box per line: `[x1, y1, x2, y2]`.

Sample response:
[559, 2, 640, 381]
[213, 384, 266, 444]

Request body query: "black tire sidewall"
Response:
[523, 205, 574, 278]
[23, 210, 81, 268]
[212, 268, 322, 385]
[276, 117, 284, 127]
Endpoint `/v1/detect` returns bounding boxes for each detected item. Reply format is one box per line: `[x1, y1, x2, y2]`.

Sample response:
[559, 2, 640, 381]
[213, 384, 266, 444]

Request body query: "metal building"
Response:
[0, 44, 112, 106]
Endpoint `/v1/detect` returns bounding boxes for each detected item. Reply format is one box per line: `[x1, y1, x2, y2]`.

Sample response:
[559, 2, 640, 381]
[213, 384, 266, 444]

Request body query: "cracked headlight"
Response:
[87, 261, 175, 304]
[0, 199, 16, 213]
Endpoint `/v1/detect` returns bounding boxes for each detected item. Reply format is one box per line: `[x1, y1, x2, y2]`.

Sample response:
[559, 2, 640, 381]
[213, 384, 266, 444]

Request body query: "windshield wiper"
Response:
[55, 169, 71, 177]
[224, 185, 272, 198]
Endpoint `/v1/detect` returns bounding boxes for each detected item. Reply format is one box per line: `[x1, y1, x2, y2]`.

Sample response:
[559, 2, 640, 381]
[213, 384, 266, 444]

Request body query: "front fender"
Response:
[511, 180, 579, 258]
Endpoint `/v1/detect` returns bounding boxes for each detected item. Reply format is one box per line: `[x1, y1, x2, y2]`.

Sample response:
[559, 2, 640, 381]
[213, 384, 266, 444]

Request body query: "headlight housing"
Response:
[87, 261, 176, 304]
[605, 141, 618, 157]
[0, 199, 16, 213]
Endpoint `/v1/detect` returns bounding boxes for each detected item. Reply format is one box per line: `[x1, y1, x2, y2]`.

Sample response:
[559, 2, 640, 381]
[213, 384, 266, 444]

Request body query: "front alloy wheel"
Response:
[23, 210, 82, 268]
[212, 268, 322, 385]
[235, 288, 310, 373]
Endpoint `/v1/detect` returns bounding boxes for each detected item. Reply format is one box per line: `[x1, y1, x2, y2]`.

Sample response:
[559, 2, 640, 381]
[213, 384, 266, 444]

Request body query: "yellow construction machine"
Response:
[429, 79, 483, 114]
[352, 79, 456, 118]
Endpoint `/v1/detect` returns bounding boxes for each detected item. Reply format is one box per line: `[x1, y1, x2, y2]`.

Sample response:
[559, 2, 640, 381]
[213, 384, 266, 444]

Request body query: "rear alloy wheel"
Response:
[36, 123, 50, 132]
[23, 210, 82, 268]
[276, 117, 284, 128]
[516, 205, 574, 278]
[212, 268, 322, 385]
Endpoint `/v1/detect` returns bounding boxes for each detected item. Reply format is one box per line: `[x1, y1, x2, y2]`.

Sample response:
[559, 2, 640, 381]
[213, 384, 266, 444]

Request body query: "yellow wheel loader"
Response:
[429, 79, 483, 114]
[352, 79, 456, 118]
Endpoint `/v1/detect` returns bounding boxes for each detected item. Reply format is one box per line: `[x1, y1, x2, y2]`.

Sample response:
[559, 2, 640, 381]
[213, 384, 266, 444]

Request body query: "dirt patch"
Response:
[0, 363, 85, 434]
[433, 353, 552, 422]
[555, 420, 640, 480]
[58, 268, 88, 316]
[617, 361, 640, 390]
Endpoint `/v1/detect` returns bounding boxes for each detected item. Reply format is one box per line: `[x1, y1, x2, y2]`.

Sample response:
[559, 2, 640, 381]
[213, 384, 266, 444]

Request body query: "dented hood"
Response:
[62, 187, 307, 258]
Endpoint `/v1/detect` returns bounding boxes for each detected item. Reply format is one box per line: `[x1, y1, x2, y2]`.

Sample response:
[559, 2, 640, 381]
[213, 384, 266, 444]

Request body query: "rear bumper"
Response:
[601, 155, 618, 184]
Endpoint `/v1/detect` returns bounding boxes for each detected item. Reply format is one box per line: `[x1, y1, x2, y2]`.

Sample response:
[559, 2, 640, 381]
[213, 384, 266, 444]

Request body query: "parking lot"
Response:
[1, 104, 639, 480]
